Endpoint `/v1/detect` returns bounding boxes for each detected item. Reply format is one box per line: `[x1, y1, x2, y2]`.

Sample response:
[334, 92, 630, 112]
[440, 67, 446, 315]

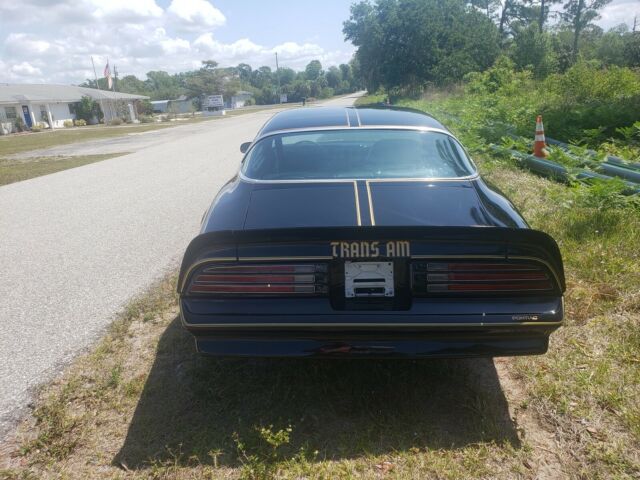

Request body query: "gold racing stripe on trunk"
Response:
[353, 181, 362, 226]
[365, 180, 376, 226]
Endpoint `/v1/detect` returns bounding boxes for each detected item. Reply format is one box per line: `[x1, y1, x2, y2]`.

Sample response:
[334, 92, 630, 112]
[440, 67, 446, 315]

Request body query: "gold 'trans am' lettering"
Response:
[330, 241, 410, 258]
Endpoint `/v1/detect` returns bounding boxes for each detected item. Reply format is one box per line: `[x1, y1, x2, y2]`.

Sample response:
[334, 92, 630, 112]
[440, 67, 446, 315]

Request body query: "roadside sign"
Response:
[280, 94, 288, 103]
[205, 95, 224, 108]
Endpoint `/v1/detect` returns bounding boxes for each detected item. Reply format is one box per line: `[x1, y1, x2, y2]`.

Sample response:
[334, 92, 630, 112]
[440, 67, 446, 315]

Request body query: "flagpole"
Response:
[107, 58, 117, 119]
[90, 56, 107, 125]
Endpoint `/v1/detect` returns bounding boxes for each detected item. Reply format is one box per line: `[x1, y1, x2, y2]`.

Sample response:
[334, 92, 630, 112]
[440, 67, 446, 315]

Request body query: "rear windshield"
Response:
[241, 129, 476, 180]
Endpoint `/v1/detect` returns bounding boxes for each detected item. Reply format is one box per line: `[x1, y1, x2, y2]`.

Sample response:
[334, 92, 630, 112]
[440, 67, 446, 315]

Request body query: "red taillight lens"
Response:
[187, 263, 329, 296]
[412, 261, 556, 295]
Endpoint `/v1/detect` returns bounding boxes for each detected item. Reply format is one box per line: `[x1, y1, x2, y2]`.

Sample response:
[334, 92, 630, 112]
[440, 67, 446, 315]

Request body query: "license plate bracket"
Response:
[344, 261, 394, 298]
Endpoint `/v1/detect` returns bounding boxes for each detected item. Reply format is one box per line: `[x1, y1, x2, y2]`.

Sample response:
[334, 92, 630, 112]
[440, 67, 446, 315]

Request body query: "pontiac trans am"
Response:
[177, 106, 565, 358]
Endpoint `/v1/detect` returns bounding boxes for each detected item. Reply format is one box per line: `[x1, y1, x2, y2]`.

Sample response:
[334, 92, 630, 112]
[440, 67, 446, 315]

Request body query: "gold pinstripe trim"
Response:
[365, 180, 375, 226]
[353, 181, 362, 226]
[237, 256, 334, 262]
[410, 255, 504, 259]
[182, 320, 563, 329]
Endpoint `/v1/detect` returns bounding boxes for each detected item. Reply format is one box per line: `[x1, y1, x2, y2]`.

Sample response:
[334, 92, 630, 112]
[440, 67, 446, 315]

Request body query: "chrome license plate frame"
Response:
[344, 261, 394, 298]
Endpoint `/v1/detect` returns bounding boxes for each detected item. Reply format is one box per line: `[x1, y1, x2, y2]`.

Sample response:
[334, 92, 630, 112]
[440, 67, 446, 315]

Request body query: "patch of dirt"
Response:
[495, 358, 572, 479]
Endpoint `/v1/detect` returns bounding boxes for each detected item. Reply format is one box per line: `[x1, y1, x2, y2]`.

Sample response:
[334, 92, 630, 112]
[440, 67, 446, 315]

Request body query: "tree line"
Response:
[82, 59, 364, 108]
[343, 0, 639, 94]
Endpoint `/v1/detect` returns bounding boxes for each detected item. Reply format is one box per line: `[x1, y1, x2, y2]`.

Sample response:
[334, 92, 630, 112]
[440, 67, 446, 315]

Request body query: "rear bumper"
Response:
[180, 297, 563, 358]
[192, 328, 555, 358]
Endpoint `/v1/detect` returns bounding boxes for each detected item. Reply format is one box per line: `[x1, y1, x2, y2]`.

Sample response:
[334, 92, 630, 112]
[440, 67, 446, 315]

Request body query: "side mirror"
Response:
[240, 142, 251, 154]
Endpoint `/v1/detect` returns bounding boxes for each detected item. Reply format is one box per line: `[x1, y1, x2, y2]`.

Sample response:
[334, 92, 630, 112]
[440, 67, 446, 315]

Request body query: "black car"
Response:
[177, 106, 565, 358]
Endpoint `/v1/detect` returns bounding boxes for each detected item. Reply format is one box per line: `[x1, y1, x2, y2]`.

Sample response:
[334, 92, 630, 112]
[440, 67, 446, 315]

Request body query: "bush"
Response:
[109, 118, 123, 126]
[243, 97, 255, 106]
[137, 99, 154, 116]
[15, 117, 25, 132]
[74, 119, 86, 127]
[31, 123, 43, 132]
[73, 96, 102, 123]
[63, 120, 74, 128]
[138, 115, 154, 123]
[434, 58, 640, 145]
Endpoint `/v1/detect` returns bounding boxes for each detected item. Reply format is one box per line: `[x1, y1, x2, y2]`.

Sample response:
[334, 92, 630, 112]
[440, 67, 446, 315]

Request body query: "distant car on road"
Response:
[178, 106, 565, 358]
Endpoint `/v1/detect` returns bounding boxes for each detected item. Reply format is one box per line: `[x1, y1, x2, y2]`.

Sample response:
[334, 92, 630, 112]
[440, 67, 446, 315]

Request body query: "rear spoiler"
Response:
[178, 226, 565, 293]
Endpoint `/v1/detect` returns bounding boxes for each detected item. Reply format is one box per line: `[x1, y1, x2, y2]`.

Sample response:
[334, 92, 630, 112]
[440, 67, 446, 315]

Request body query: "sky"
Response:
[0, 0, 637, 86]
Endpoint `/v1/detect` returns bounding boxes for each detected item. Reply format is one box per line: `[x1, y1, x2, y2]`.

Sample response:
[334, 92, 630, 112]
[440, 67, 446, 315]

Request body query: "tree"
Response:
[498, 0, 543, 38]
[118, 75, 151, 96]
[236, 63, 252, 83]
[623, 32, 640, 67]
[251, 66, 272, 89]
[183, 61, 225, 101]
[561, 0, 612, 61]
[344, 0, 501, 91]
[325, 66, 342, 89]
[278, 67, 296, 86]
[305, 60, 323, 80]
[511, 23, 558, 76]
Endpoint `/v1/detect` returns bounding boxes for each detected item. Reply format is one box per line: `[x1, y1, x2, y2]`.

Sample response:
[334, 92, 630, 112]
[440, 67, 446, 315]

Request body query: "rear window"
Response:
[241, 129, 476, 180]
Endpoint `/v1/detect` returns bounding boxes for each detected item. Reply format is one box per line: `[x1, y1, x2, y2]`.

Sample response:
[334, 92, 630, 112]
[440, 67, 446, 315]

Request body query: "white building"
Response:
[150, 95, 195, 114]
[0, 84, 148, 134]
[230, 90, 253, 109]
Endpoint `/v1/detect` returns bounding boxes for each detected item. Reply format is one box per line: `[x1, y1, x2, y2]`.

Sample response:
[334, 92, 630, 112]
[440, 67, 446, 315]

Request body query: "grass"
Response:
[0, 104, 291, 159]
[0, 154, 122, 186]
[1, 92, 638, 479]
[0, 103, 291, 187]
[0, 124, 173, 158]
[0, 274, 532, 479]
[396, 91, 640, 477]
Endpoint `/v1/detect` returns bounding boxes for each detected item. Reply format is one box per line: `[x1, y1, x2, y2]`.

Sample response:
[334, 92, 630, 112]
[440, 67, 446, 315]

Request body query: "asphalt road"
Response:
[0, 93, 362, 438]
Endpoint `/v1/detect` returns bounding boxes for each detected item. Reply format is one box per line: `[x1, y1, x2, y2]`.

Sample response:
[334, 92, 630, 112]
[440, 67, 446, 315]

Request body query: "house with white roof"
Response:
[0, 84, 149, 134]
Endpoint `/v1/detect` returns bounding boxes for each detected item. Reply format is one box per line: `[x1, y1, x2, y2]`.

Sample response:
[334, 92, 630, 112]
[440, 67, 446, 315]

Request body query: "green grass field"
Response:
[0, 154, 123, 186]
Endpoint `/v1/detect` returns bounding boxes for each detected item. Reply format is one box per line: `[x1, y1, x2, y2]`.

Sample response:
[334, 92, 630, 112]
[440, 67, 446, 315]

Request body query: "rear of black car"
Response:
[178, 227, 564, 358]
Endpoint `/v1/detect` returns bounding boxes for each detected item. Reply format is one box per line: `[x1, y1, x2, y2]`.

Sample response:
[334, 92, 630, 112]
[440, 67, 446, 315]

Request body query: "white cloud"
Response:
[194, 34, 262, 57]
[0, 0, 353, 84]
[4, 34, 53, 56]
[11, 62, 43, 77]
[91, 0, 163, 22]
[597, 0, 640, 30]
[167, 0, 226, 32]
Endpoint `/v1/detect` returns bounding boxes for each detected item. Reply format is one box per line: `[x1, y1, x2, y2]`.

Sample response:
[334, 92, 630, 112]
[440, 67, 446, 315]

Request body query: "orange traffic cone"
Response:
[533, 115, 548, 158]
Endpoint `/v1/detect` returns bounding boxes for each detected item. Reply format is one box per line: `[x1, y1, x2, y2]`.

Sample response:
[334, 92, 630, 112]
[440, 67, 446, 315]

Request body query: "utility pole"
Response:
[275, 52, 281, 104]
[113, 65, 118, 92]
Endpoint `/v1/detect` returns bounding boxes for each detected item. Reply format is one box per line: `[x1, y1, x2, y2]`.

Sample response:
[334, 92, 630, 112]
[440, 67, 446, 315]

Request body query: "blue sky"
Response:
[0, 0, 636, 85]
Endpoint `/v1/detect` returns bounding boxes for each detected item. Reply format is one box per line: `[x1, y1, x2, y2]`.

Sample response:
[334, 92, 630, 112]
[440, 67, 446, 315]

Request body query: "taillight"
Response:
[187, 263, 329, 296]
[411, 261, 556, 295]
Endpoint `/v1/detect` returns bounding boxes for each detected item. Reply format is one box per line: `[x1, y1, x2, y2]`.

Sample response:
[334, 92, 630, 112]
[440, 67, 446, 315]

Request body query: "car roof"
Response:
[257, 105, 448, 137]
